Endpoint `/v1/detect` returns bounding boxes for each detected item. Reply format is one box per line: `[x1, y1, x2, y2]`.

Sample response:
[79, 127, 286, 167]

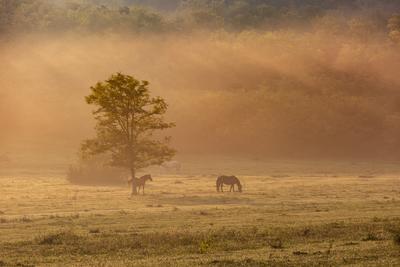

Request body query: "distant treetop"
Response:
[1, 0, 399, 34]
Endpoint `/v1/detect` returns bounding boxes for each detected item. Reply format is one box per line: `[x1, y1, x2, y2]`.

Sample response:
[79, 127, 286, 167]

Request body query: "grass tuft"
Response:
[391, 230, 400, 245]
[89, 228, 100, 234]
[36, 231, 82, 245]
[209, 258, 270, 266]
[19, 216, 33, 223]
[199, 239, 211, 254]
[362, 232, 380, 241]
[268, 238, 283, 249]
[293, 251, 308, 255]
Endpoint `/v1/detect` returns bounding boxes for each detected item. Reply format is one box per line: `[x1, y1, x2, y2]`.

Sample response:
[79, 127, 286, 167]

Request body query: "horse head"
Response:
[232, 176, 242, 192]
[144, 174, 153, 181]
[237, 183, 243, 192]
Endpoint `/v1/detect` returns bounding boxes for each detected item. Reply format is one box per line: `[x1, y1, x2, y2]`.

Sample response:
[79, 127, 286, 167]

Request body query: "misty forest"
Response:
[1, 0, 400, 266]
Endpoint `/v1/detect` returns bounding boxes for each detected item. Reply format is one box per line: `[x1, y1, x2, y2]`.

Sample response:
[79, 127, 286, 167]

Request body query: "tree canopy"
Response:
[82, 73, 175, 193]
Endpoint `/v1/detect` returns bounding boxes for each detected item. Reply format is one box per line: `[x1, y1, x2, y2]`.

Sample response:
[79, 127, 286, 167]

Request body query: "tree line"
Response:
[1, 0, 400, 35]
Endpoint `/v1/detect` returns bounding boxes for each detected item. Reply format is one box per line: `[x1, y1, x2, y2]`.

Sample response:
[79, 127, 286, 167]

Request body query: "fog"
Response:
[1, 25, 400, 160]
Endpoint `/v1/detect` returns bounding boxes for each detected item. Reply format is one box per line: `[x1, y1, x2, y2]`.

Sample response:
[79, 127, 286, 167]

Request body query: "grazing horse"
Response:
[128, 174, 153, 195]
[216, 175, 242, 192]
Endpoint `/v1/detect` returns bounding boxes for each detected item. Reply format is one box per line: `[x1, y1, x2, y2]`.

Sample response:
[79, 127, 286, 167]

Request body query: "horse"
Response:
[128, 174, 153, 195]
[216, 175, 242, 192]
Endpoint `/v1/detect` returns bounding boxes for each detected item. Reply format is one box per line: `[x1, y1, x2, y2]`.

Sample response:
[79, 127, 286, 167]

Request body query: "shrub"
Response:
[36, 231, 82, 245]
[199, 239, 211, 254]
[362, 232, 380, 241]
[89, 228, 100, 234]
[268, 238, 283, 249]
[393, 233, 400, 245]
[390, 228, 400, 245]
[67, 156, 126, 185]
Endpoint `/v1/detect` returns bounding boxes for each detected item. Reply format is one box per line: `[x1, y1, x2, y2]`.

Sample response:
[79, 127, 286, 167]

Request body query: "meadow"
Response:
[1, 158, 400, 266]
[2, 1, 400, 266]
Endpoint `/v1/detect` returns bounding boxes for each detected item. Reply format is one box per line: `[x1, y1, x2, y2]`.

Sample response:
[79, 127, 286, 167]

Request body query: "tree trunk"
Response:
[130, 167, 137, 195]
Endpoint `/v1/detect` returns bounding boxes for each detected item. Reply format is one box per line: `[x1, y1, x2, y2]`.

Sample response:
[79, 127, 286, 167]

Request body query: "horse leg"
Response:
[142, 185, 145, 195]
[131, 183, 137, 196]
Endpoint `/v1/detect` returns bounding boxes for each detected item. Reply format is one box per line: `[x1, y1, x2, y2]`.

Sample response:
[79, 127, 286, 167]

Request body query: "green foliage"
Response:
[1, 0, 399, 34]
[82, 73, 175, 179]
[178, 0, 397, 31]
[198, 238, 211, 253]
[0, 0, 167, 34]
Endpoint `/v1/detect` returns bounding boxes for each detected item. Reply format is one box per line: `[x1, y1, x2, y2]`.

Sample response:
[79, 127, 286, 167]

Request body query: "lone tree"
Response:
[82, 73, 175, 195]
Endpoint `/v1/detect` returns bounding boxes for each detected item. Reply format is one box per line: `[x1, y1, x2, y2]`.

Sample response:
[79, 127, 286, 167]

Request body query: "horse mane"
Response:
[141, 174, 152, 181]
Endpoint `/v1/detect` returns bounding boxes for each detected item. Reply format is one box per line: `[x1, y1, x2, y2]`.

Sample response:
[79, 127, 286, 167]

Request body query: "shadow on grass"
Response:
[154, 195, 254, 206]
[209, 258, 271, 267]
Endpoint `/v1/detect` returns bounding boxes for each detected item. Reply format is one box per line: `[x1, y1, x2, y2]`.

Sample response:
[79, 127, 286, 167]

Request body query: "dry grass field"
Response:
[1, 158, 400, 266]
